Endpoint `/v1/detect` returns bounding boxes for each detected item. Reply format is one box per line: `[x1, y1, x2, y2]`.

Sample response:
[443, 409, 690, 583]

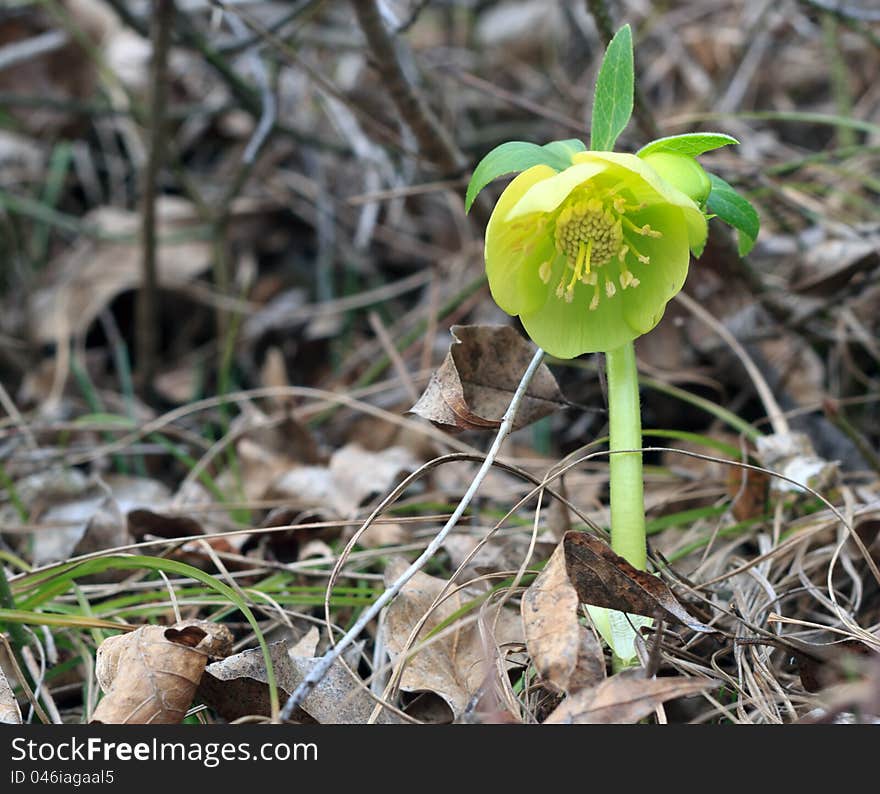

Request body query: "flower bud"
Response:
[640, 152, 711, 205]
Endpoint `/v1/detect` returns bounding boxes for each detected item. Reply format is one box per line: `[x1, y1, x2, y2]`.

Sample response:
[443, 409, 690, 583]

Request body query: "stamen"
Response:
[622, 216, 662, 238]
[555, 280, 566, 299]
[575, 240, 587, 273]
[627, 239, 651, 265]
[605, 278, 616, 298]
[538, 260, 553, 284]
[589, 284, 600, 311]
[619, 269, 638, 289]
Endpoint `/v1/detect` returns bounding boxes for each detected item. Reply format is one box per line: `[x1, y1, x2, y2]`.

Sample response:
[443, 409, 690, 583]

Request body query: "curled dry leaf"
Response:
[0, 666, 22, 725]
[544, 669, 714, 724]
[31, 475, 169, 566]
[561, 531, 715, 633]
[521, 541, 605, 693]
[127, 509, 205, 541]
[270, 443, 419, 518]
[198, 638, 401, 724]
[383, 560, 524, 720]
[92, 621, 232, 724]
[409, 324, 567, 433]
[755, 432, 837, 496]
[30, 198, 211, 345]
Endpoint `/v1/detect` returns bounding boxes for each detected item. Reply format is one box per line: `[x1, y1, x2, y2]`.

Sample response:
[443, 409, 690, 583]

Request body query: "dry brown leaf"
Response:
[199, 642, 294, 722]
[409, 325, 566, 433]
[0, 1, 112, 136]
[383, 561, 523, 719]
[127, 509, 205, 541]
[793, 236, 879, 296]
[199, 638, 401, 724]
[521, 541, 605, 693]
[30, 475, 169, 566]
[561, 532, 715, 633]
[0, 666, 21, 725]
[93, 621, 232, 724]
[270, 443, 419, 518]
[544, 670, 714, 724]
[30, 198, 212, 344]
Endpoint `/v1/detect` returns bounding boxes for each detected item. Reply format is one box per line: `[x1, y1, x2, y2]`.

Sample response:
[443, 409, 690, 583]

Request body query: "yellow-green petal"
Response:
[618, 205, 690, 337]
[505, 161, 608, 221]
[518, 205, 691, 358]
[572, 151, 707, 252]
[485, 164, 558, 315]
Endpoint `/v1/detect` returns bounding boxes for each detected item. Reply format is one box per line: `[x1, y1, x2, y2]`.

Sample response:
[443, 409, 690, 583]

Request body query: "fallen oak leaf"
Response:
[544, 669, 714, 724]
[198, 639, 402, 724]
[383, 560, 524, 720]
[562, 531, 715, 633]
[521, 540, 605, 693]
[409, 325, 567, 433]
[92, 620, 232, 724]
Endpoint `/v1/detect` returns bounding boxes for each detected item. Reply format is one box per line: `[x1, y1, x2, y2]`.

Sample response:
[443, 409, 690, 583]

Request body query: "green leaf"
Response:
[541, 138, 587, 161]
[637, 133, 739, 159]
[706, 173, 760, 256]
[465, 140, 583, 212]
[590, 25, 634, 152]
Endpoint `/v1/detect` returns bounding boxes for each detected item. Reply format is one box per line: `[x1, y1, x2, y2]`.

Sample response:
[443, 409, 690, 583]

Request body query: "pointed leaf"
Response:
[409, 325, 567, 433]
[541, 138, 587, 162]
[465, 141, 577, 212]
[561, 531, 715, 633]
[590, 25, 634, 151]
[706, 173, 760, 256]
[637, 133, 739, 159]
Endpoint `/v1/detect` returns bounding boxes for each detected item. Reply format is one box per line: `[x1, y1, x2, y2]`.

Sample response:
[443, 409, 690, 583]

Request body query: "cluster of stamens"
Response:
[538, 192, 662, 311]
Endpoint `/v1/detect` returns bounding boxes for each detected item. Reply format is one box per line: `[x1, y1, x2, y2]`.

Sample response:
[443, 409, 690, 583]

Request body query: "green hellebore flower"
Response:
[484, 151, 707, 359]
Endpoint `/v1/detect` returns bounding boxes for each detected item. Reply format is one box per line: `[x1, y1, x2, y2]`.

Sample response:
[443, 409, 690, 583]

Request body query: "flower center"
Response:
[556, 197, 622, 269]
[539, 189, 661, 311]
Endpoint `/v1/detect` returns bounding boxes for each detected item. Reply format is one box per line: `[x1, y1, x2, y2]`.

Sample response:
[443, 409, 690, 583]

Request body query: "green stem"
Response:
[606, 341, 646, 571]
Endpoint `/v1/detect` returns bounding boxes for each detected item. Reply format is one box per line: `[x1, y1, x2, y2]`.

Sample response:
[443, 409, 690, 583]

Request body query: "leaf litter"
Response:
[1, 0, 880, 727]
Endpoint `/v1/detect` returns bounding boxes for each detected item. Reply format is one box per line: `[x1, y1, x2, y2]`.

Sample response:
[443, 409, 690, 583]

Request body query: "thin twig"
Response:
[137, 0, 174, 397]
[218, 2, 277, 164]
[280, 346, 547, 720]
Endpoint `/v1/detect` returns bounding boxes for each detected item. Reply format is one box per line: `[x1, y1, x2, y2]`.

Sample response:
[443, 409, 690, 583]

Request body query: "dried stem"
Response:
[351, 0, 492, 225]
[136, 0, 174, 397]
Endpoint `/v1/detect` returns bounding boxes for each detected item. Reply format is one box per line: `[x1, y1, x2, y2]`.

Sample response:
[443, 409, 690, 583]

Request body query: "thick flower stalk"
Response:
[484, 151, 707, 360]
